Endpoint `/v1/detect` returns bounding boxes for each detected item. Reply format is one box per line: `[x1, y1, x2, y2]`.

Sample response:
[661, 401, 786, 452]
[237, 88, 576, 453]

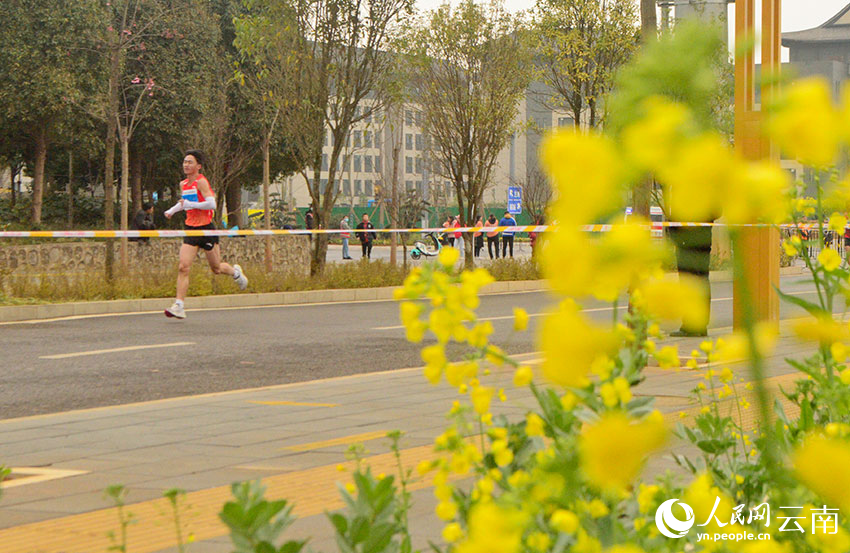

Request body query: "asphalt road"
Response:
[0, 274, 828, 420]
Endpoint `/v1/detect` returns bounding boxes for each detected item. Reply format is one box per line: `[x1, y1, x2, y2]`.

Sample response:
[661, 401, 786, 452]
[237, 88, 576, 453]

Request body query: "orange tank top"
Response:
[182, 176, 213, 227]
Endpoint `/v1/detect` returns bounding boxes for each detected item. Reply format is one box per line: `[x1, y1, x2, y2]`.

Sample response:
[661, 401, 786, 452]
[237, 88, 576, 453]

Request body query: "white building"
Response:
[273, 90, 571, 210]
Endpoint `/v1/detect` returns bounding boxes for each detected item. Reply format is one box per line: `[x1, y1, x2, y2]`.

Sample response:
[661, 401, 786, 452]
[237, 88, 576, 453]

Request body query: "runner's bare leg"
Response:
[204, 244, 235, 276]
[176, 243, 199, 302]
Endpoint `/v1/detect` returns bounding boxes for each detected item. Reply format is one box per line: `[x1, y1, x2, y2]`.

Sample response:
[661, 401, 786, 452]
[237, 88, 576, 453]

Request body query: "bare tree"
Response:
[534, 0, 639, 129]
[516, 169, 552, 224]
[271, 0, 414, 275]
[405, 0, 532, 268]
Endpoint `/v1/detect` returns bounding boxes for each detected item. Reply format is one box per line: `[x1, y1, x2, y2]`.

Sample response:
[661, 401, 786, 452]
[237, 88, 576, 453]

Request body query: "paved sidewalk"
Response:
[0, 325, 815, 553]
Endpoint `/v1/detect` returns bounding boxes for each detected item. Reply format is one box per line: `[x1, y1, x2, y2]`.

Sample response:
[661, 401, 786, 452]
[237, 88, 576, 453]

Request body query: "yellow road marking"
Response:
[249, 400, 339, 408]
[282, 430, 391, 452]
[39, 342, 195, 360]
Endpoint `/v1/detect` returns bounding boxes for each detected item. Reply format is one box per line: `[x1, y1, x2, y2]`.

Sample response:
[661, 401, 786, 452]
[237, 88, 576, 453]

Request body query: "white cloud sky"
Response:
[415, 0, 849, 32]
[413, 0, 850, 61]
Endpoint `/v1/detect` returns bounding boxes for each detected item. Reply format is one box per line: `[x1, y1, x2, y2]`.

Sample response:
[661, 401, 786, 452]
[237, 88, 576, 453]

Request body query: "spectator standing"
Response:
[130, 202, 155, 243]
[356, 214, 377, 259]
[453, 215, 464, 256]
[499, 211, 517, 258]
[473, 215, 484, 257]
[340, 215, 352, 259]
[442, 215, 454, 247]
[485, 213, 499, 259]
[305, 209, 315, 243]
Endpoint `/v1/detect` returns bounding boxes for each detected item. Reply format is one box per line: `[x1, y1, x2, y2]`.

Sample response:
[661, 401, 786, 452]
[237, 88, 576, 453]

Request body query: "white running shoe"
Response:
[164, 302, 186, 319]
[233, 264, 248, 290]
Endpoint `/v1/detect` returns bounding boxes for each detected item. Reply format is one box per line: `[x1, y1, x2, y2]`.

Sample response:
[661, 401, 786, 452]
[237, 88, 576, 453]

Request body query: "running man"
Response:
[163, 150, 247, 319]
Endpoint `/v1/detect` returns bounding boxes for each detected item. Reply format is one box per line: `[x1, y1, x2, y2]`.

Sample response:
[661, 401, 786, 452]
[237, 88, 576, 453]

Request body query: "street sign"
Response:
[507, 200, 522, 214]
[507, 186, 522, 201]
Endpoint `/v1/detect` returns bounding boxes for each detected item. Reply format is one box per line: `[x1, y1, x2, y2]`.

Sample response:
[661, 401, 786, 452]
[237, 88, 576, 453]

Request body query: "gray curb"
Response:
[0, 266, 807, 323]
[0, 280, 549, 323]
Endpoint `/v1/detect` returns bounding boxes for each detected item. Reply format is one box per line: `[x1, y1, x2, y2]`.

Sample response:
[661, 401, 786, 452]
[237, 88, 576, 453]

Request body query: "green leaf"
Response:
[776, 288, 827, 318]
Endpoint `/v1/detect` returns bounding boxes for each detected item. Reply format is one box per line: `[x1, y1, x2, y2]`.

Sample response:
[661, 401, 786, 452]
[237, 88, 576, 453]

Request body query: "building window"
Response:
[343, 180, 351, 195]
[558, 116, 574, 127]
[320, 178, 328, 193]
[415, 111, 422, 126]
[416, 181, 423, 195]
[354, 155, 362, 172]
[365, 155, 373, 173]
[323, 133, 328, 147]
[365, 180, 373, 195]
[365, 109, 372, 123]
[364, 130, 372, 148]
[405, 110, 413, 125]
[355, 106, 361, 119]
[322, 154, 328, 171]
[415, 157, 422, 174]
[354, 131, 361, 148]
[415, 134, 423, 151]
[406, 133, 413, 150]
[406, 180, 413, 191]
[406, 156, 413, 174]
[375, 155, 382, 173]
[355, 180, 362, 195]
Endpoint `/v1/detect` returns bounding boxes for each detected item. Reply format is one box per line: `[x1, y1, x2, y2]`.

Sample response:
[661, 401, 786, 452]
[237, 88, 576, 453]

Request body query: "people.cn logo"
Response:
[655, 499, 696, 538]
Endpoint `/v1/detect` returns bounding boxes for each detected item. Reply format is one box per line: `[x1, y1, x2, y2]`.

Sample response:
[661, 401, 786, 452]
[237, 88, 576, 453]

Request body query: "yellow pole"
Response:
[732, 0, 781, 329]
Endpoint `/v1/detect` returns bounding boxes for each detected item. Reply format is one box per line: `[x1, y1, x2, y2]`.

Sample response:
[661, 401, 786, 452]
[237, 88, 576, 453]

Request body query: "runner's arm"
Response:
[164, 202, 184, 218]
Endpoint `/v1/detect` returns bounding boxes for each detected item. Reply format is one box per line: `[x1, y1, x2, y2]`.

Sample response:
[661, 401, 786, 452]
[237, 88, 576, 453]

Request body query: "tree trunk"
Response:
[67, 150, 74, 227]
[635, 0, 658, 221]
[119, 133, 131, 269]
[390, 141, 400, 266]
[225, 181, 243, 228]
[104, 50, 121, 230]
[131, 148, 143, 216]
[31, 127, 48, 226]
[262, 137, 272, 273]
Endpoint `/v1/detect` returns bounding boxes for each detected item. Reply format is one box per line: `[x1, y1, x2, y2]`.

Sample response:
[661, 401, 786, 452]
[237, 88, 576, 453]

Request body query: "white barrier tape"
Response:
[0, 222, 834, 238]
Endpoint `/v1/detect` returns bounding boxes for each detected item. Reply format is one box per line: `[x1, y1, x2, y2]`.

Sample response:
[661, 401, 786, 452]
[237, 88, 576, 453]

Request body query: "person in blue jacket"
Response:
[499, 211, 517, 258]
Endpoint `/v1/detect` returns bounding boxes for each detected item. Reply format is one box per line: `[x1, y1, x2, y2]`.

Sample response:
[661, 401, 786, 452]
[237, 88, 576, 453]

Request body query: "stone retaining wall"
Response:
[0, 236, 310, 277]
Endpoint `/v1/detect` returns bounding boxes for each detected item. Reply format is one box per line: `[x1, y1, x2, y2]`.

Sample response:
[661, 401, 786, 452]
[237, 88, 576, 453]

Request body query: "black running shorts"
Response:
[183, 222, 219, 251]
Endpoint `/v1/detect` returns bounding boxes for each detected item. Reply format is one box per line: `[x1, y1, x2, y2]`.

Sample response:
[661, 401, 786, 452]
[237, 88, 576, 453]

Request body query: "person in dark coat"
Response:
[356, 214, 377, 259]
[130, 202, 155, 243]
[668, 224, 713, 337]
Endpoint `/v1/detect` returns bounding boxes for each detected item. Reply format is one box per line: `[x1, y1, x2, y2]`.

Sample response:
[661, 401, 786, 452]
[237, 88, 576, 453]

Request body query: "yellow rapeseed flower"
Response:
[438, 246, 459, 267]
[526, 532, 551, 552]
[683, 473, 736, 534]
[793, 434, 850, 511]
[724, 160, 791, 224]
[542, 130, 623, 224]
[639, 276, 708, 333]
[513, 365, 533, 387]
[637, 484, 660, 514]
[655, 345, 680, 369]
[766, 77, 841, 168]
[793, 316, 848, 345]
[550, 509, 579, 534]
[658, 132, 732, 223]
[471, 386, 494, 415]
[526, 412, 545, 437]
[442, 523, 463, 543]
[831, 341, 848, 362]
[819, 248, 842, 272]
[454, 503, 527, 553]
[782, 239, 799, 257]
[491, 439, 514, 467]
[513, 307, 529, 331]
[579, 412, 667, 492]
[830, 212, 848, 233]
[436, 500, 458, 521]
[621, 96, 692, 173]
[540, 304, 616, 388]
